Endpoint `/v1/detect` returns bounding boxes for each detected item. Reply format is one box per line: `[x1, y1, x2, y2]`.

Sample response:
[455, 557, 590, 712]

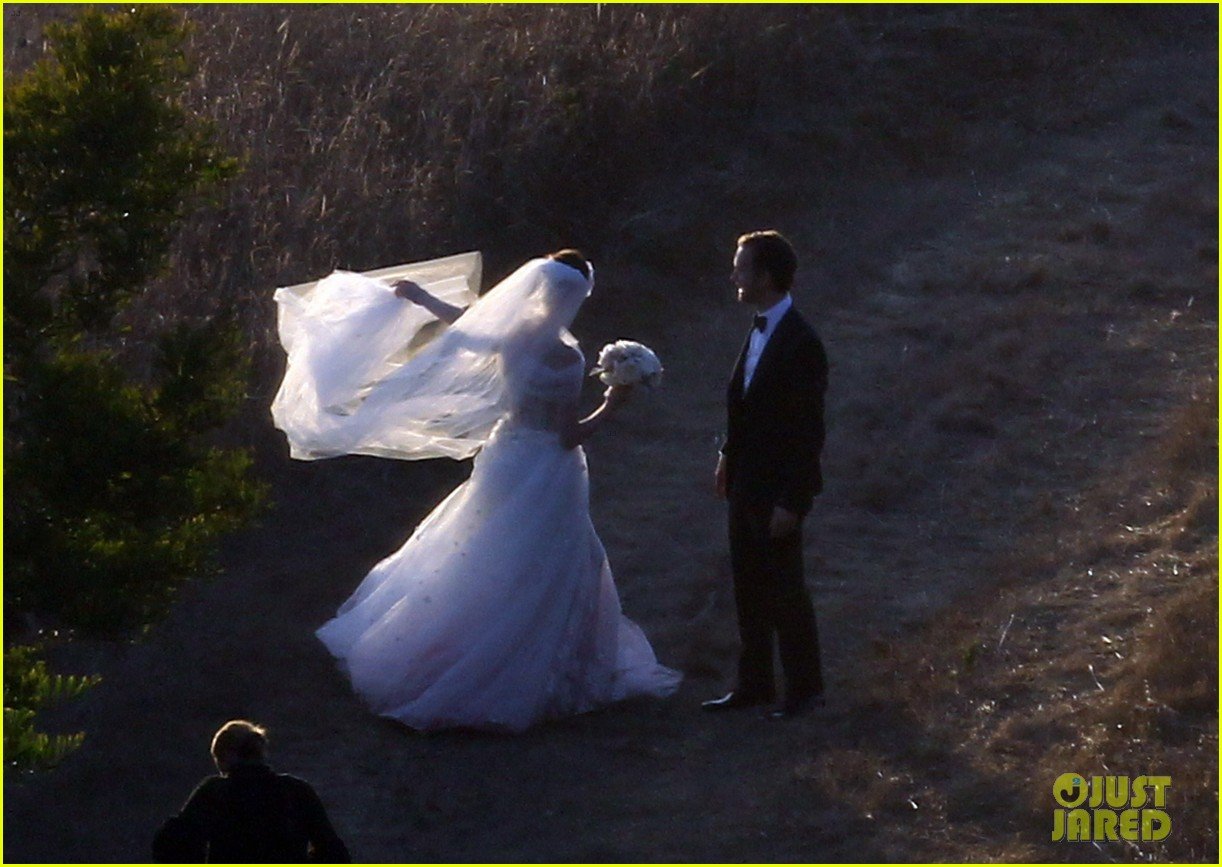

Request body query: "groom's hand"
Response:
[715, 454, 727, 499]
[769, 506, 800, 538]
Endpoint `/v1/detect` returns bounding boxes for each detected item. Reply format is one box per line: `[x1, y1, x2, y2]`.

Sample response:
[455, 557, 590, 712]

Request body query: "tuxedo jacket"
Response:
[723, 307, 828, 516]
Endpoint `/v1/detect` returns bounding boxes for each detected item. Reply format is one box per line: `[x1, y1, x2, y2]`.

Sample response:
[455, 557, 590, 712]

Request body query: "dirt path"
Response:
[4, 20, 1215, 864]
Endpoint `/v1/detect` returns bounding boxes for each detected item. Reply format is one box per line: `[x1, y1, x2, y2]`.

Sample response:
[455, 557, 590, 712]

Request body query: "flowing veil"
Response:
[272, 254, 592, 461]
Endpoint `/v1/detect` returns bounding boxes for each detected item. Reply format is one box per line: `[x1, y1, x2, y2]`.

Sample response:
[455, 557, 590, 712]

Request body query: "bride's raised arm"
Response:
[393, 279, 465, 324]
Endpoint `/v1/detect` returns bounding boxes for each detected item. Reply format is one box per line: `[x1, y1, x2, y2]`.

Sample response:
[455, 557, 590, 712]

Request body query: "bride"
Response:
[273, 250, 681, 732]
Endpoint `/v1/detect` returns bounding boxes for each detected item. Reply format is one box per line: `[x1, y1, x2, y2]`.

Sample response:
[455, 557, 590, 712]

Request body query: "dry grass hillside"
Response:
[4, 4, 1217, 863]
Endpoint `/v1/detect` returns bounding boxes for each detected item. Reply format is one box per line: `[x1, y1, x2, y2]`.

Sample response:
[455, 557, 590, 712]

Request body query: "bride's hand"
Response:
[393, 279, 427, 303]
[566, 385, 633, 449]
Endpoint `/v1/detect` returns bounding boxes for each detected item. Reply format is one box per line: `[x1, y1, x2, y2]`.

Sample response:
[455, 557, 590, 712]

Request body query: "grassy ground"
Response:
[3, 4, 1217, 862]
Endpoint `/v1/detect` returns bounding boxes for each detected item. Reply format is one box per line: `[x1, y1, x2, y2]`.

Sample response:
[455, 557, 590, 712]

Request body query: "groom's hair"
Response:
[738, 230, 797, 292]
[211, 719, 268, 767]
[548, 248, 591, 280]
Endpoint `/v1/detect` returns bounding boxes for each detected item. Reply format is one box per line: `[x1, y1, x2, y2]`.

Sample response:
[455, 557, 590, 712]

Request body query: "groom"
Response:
[706, 230, 828, 720]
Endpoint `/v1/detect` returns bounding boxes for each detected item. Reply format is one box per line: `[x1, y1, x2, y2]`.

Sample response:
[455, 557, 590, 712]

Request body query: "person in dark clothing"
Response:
[705, 230, 828, 720]
[153, 720, 349, 863]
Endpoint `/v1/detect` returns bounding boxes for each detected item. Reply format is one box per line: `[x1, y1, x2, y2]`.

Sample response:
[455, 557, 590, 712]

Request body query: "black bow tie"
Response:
[752, 315, 768, 333]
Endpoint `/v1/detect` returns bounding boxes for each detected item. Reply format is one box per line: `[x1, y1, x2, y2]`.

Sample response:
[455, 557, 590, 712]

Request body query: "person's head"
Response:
[732, 230, 797, 307]
[533, 248, 593, 338]
[547, 248, 591, 281]
[210, 720, 268, 774]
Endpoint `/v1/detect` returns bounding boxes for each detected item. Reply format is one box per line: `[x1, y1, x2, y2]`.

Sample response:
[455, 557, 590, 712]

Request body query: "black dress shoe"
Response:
[701, 691, 775, 712]
[766, 693, 825, 719]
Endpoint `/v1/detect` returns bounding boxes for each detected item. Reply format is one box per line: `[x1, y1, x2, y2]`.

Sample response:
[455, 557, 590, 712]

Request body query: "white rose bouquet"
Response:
[590, 340, 664, 389]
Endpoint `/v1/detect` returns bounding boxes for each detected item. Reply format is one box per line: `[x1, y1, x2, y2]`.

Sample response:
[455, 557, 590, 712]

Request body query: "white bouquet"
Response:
[590, 340, 664, 389]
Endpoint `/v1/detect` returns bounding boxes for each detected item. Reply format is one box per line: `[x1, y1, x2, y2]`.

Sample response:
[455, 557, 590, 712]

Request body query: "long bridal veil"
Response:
[280, 252, 682, 729]
[271, 253, 591, 461]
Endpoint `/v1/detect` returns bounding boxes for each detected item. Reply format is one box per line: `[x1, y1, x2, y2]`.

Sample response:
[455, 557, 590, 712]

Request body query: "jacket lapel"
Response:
[729, 332, 750, 401]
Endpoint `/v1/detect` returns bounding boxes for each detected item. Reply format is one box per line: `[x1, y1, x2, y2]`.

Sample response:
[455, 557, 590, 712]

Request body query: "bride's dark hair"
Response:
[547, 248, 590, 280]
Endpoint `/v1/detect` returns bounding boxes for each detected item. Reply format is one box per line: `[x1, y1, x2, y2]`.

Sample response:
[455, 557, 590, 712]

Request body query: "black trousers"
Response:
[727, 496, 823, 700]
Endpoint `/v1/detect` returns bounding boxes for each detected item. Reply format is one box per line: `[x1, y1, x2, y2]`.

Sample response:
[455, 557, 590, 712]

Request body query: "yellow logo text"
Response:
[1052, 773, 1172, 842]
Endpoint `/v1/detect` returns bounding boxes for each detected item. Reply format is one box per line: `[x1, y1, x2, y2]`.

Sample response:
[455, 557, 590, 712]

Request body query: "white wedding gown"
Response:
[315, 343, 681, 732]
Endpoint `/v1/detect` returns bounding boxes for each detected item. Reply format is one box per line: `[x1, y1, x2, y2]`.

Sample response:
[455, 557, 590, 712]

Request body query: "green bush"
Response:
[4, 5, 237, 344]
[3, 7, 265, 764]
[4, 645, 100, 772]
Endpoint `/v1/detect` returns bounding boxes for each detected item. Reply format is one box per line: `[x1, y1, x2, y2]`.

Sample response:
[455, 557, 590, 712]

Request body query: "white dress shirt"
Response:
[743, 294, 792, 390]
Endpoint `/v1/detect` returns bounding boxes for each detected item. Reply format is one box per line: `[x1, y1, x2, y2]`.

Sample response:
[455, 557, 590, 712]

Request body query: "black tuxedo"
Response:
[722, 305, 827, 701]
